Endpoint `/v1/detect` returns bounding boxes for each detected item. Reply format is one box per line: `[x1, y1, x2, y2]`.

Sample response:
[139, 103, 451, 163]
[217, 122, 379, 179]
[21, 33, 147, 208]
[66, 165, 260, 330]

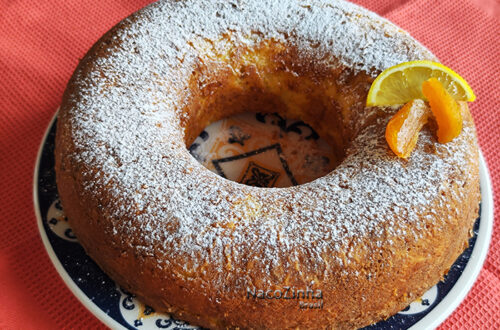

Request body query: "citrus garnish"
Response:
[422, 77, 463, 143]
[385, 99, 429, 158]
[366, 60, 476, 107]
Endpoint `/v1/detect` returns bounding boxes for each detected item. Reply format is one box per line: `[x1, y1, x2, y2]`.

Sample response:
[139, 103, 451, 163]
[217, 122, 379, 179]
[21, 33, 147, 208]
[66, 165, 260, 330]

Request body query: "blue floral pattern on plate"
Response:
[36, 117, 483, 329]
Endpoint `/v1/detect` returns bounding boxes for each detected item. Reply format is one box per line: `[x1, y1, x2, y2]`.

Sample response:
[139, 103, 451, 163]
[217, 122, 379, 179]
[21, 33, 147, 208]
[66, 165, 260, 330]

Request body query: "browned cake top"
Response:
[59, 0, 477, 293]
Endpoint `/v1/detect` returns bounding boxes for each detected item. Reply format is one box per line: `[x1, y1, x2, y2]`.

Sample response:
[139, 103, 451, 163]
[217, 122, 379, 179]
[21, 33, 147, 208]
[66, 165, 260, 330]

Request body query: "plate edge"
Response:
[33, 110, 127, 330]
[409, 150, 494, 330]
[33, 112, 495, 330]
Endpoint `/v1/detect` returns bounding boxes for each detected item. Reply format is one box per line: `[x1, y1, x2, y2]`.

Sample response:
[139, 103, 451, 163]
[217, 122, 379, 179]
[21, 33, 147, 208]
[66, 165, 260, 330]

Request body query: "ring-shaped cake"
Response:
[55, 0, 480, 328]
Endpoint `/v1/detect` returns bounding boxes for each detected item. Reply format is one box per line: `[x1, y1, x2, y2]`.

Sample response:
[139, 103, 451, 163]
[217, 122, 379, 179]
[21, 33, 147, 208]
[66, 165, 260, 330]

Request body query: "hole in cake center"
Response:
[188, 112, 339, 188]
[181, 40, 373, 187]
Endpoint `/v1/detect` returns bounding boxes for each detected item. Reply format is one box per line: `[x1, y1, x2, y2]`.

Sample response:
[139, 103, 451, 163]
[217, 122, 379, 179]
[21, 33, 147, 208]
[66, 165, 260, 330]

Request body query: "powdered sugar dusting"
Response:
[59, 0, 477, 292]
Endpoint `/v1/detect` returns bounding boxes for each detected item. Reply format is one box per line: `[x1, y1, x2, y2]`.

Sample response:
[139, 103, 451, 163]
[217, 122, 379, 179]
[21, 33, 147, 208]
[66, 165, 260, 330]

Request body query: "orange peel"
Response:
[422, 77, 463, 143]
[385, 99, 429, 158]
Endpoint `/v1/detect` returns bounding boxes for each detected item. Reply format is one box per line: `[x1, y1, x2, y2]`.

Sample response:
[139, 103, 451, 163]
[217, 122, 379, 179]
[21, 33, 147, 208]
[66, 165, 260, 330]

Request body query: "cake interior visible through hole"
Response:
[188, 112, 338, 188]
[181, 39, 375, 187]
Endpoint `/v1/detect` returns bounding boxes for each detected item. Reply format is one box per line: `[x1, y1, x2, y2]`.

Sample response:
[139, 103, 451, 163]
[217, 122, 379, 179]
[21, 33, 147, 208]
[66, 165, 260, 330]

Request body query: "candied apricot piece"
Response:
[385, 99, 429, 158]
[422, 77, 463, 143]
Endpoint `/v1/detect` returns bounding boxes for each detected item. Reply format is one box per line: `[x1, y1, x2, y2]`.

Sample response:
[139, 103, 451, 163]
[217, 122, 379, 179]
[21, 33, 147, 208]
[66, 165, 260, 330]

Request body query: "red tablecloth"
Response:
[0, 0, 498, 328]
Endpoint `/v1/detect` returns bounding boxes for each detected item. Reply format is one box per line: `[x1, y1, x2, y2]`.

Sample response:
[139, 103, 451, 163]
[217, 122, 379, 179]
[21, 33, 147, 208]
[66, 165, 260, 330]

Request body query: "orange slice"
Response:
[385, 99, 430, 158]
[367, 60, 476, 107]
[422, 78, 463, 143]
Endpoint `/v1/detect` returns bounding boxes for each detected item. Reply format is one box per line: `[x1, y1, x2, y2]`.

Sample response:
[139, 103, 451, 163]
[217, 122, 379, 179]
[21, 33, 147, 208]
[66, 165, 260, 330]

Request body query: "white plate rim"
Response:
[33, 112, 126, 330]
[33, 111, 494, 330]
[409, 149, 494, 330]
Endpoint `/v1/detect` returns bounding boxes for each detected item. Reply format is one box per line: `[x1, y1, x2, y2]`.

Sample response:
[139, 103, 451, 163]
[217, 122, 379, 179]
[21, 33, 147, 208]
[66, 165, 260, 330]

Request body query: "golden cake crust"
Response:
[55, 0, 480, 328]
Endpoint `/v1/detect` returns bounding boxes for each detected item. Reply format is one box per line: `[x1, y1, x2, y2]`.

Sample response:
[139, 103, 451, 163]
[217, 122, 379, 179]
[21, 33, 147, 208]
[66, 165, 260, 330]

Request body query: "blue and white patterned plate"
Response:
[34, 113, 493, 329]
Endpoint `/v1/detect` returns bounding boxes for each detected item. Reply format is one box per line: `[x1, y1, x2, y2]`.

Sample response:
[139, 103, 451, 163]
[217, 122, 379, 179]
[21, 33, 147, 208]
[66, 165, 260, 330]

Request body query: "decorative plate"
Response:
[34, 113, 493, 330]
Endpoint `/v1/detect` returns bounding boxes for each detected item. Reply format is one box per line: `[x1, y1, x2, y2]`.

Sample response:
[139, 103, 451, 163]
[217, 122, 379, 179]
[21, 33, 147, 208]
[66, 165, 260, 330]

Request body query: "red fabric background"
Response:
[0, 0, 498, 328]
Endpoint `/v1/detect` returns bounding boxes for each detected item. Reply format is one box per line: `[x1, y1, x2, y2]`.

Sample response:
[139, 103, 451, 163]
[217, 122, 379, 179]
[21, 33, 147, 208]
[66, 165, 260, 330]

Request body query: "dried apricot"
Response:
[422, 77, 462, 143]
[385, 99, 429, 158]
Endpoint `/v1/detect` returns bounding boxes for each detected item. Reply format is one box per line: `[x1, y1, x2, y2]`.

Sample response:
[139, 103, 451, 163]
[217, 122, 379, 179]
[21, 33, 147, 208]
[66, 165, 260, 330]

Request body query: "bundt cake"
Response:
[55, 0, 480, 328]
